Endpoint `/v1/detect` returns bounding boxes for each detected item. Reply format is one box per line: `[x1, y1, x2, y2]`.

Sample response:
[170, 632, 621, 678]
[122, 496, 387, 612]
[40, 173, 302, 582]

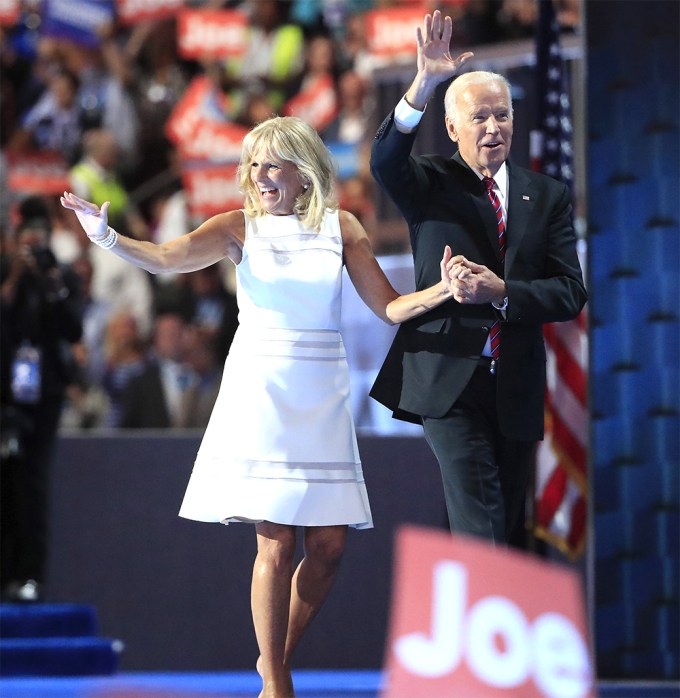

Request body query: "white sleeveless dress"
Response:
[178, 210, 373, 529]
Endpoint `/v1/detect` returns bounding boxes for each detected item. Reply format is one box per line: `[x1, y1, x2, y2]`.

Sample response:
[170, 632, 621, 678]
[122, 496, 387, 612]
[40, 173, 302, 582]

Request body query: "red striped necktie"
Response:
[483, 176, 505, 372]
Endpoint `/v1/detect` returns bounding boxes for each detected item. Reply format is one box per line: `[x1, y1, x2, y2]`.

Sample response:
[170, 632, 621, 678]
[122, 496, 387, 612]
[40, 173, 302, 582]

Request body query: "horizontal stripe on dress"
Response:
[208, 458, 363, 482]
[230, 327, 346, 359]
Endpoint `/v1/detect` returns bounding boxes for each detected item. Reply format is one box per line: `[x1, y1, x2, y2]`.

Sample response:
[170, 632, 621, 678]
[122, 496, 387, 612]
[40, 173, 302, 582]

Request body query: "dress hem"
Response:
[177, 512, 374, 530]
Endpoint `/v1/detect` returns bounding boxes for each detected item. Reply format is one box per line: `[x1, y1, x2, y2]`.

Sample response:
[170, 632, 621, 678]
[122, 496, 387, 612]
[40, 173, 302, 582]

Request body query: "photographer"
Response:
[1, 211, 83, 602]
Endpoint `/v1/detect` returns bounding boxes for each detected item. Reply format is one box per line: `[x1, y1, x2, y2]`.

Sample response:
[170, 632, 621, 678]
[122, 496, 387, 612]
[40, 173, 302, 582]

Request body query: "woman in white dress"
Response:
[61, 116, 456, 698]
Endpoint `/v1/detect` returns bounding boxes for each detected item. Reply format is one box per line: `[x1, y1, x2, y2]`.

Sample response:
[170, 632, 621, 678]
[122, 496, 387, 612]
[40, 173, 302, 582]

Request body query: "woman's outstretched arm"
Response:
[60, 192, 245, 273]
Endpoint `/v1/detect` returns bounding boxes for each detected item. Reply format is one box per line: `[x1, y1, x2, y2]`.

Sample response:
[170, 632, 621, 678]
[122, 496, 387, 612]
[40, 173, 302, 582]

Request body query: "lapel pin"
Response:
[522, 195, 530, 200]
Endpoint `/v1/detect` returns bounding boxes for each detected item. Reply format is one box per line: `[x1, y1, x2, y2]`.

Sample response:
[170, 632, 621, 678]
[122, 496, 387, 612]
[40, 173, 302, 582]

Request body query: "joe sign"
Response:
[382, 526, 593, 698]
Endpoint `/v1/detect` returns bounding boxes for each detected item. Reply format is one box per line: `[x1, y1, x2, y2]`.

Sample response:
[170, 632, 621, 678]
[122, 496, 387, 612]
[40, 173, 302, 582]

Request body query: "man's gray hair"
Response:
[444, 71, 514, 122]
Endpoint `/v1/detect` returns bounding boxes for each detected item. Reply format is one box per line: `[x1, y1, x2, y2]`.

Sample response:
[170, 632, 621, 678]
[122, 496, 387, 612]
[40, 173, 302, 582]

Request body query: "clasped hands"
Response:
[441, 248, 506, 305]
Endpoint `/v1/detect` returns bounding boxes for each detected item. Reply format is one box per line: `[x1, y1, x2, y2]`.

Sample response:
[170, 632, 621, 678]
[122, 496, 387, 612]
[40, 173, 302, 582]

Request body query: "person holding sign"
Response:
[61, 115, 458, 698]
[369, 11, 587, 548]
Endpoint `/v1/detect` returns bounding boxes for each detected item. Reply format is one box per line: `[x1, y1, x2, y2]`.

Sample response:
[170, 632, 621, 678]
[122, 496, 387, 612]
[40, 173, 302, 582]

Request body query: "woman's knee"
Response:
[256, 523, 297, 568]
[303, 526, 346, 567]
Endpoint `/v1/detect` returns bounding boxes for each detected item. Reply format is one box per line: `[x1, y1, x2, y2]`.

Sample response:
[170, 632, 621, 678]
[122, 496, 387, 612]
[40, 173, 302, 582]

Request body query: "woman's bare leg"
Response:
[252, 522, 297, 698]
[283, 525, 347, 667]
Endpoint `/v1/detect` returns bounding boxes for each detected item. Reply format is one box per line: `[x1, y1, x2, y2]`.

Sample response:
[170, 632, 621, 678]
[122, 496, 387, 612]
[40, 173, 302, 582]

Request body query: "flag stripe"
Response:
[545, 324, 587, 403]
[568, 496, 587, 549]
[536, 465, 567, 526]
[547, 365, 587, 450]
[532, 0, 588, 559]
[551, 408, 587, 481]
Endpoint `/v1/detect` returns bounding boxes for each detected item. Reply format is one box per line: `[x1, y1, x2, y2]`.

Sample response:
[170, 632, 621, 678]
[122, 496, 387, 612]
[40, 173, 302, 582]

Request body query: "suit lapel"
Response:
[505, 163, 536, 273]
[448, 154, 538, 275]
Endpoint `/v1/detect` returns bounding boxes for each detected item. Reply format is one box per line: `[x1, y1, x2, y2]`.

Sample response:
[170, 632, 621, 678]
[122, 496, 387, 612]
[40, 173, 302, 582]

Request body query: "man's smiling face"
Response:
[445, 81, 513, 178]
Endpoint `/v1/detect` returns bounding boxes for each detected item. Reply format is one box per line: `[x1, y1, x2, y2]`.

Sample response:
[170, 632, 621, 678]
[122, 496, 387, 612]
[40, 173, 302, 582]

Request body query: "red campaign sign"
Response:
[283, 74, 338, 133]
[383, 526, 594, 698]
[182, 163, 242, 219]
[0, 0, 20, 26]
[165, 76, 247, 162]
[177, 9, 248, 60]
[178, 119, 247, 162]
[6, 151, 71, 195]
[115, 0, 184, 25]
[165, 76, 214, 147]
[364, 7, 424, 57]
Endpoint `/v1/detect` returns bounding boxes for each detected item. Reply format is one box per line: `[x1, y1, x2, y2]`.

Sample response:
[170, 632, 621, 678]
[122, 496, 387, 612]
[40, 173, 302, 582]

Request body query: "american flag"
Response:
[531, 0, 588, 558]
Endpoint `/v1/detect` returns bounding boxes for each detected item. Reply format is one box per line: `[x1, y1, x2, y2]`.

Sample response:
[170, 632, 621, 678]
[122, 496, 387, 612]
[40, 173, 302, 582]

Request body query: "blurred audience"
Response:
[100, 310, 147, 428]
[238, 92, 279, 129]
[61, 26, 140, 174]
[49, 194, 90, 264]
[178, 325, 224, 429]
[222, 0, 305, 120]
[298, 33, 340, 86]
[179, 263, 239, 364]
[118, 312, 197, 429]
[322, 69, 371, 145]
[72, 129, 157, 335]
[337, 9, 391, 78]
[123, 17, 190, 186]
[70, 253, 112, 385]
[1, 34, 64, 147]
[89, 238, 155, 338]
[59, 341, 109, 431]
[1, 0, 579, 433]
[69, 128, 148, 238]
[338, 173, 376, 231]
[7, 69, 84, 165]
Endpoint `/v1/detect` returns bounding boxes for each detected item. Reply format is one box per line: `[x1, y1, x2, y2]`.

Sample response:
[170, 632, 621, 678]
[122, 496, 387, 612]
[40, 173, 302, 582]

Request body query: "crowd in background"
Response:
[0, 0, 580, 432]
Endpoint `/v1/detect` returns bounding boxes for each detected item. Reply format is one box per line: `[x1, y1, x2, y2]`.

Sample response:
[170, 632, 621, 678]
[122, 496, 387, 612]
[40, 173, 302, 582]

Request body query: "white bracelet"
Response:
[91, 226, 118, 250]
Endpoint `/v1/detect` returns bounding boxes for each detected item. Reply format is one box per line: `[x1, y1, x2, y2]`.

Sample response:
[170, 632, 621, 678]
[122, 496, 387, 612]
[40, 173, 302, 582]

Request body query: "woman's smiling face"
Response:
[250, 149, 305, 216]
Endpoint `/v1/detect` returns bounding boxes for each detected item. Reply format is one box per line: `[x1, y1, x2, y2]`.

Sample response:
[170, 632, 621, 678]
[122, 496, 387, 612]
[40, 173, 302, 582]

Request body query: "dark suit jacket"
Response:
[369, 113, 587, 440]
[119, 360, 171, 429]
[119, 359, 219, 429]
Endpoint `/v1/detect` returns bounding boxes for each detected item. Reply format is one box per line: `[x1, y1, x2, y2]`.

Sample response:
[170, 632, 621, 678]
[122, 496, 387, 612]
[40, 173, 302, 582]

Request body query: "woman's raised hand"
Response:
[60, 192, 110, 243]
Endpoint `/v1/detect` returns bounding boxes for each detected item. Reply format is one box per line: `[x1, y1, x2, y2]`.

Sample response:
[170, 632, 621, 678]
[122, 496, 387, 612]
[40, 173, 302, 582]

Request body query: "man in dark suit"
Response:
[369, 11, 587, 547]
[119, 312, 196, 429]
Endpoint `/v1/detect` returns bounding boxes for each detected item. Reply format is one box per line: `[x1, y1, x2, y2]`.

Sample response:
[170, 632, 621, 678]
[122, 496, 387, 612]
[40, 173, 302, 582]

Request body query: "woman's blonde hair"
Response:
[238, 116, 338, 232]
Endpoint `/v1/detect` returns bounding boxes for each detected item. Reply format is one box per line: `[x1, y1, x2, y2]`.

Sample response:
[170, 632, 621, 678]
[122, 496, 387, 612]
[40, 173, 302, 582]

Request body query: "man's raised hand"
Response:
[416, 10, 474, 82]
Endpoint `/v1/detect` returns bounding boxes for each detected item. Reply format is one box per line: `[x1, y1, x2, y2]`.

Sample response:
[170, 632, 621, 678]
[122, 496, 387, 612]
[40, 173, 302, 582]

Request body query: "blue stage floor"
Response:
[2, 673, 680, 698]
[0, 671, 381, 698]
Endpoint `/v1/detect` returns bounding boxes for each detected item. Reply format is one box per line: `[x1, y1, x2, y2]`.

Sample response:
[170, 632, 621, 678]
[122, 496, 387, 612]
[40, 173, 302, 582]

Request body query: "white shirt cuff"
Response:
[394, 96, 425, 130]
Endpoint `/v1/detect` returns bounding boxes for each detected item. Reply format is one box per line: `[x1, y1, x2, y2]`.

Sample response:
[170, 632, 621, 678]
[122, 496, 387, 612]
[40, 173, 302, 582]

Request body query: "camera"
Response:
[30, 246, 58, 274]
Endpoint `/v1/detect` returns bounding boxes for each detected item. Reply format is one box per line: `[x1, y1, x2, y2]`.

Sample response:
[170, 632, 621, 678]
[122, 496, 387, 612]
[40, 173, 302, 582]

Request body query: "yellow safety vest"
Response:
[70, 162, 129, 229]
